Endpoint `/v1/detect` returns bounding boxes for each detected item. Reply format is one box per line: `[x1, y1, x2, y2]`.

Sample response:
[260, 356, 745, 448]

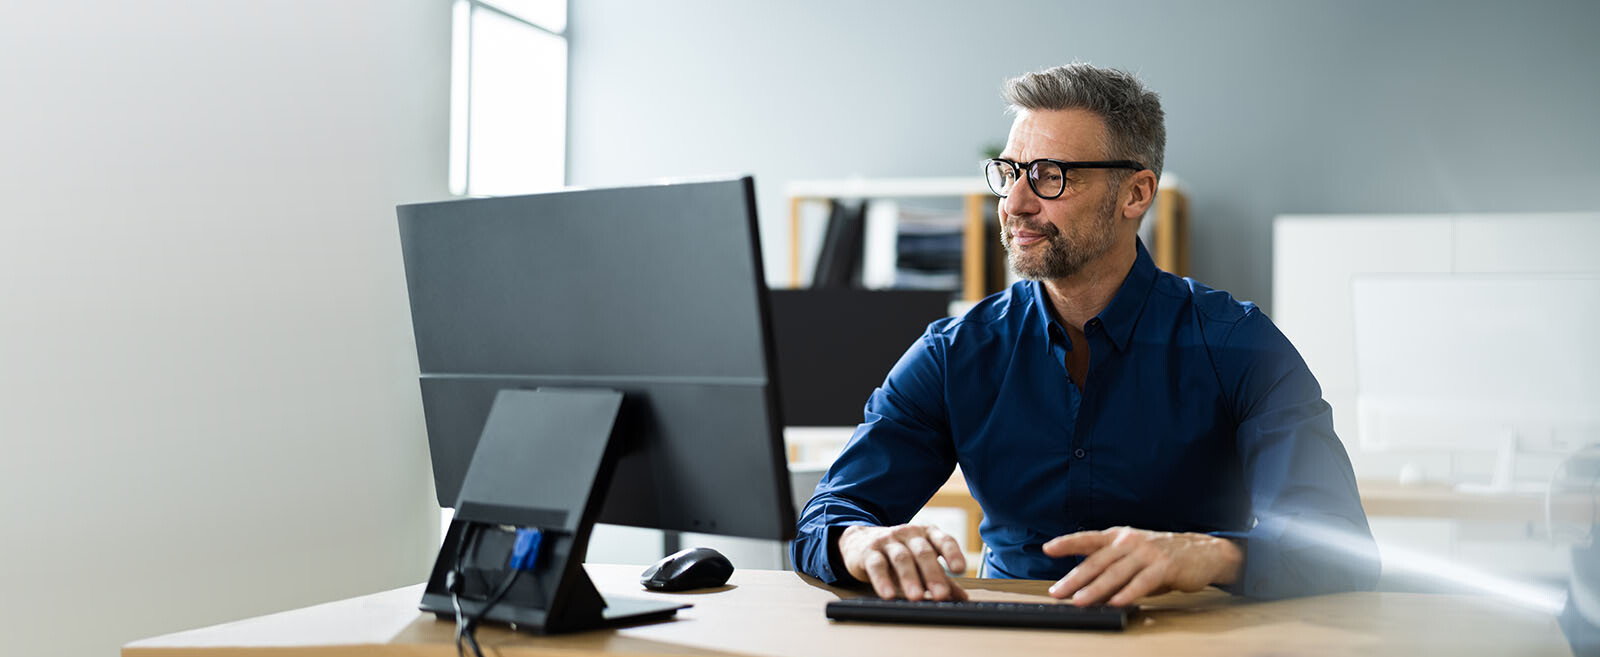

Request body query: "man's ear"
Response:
[1121, 170, 1159, 221]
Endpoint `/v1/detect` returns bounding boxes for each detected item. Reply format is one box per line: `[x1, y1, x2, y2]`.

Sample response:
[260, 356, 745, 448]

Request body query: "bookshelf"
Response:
[786, 176, 1190, 301]
[1150, 175, 1189, 278]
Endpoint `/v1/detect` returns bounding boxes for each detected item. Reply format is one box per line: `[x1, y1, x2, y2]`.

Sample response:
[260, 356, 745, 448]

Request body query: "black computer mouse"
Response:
[639, 547, 735, 591]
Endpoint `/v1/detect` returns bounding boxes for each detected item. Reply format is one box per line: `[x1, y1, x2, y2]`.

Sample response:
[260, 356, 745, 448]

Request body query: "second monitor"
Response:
[767, 288, 952, 427]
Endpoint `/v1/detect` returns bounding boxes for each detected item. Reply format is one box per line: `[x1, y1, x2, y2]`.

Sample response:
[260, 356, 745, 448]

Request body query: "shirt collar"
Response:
[1028, 237, 1159, 353]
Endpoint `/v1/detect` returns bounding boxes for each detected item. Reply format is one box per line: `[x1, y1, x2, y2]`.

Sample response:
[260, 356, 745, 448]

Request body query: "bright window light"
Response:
[449, 0, 568, 197]
[448, 0, 472, 195]
[468, 7, 567, 196]
[481, 0, 566, 33]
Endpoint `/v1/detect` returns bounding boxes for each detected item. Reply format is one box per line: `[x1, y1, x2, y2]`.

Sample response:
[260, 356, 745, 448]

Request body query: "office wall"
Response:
[0, 2, 448, 655]
[567, 0, 1600, 313]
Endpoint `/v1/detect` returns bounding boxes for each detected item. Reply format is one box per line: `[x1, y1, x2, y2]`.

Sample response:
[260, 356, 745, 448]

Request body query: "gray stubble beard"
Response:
[1002, 189, 1120, 282]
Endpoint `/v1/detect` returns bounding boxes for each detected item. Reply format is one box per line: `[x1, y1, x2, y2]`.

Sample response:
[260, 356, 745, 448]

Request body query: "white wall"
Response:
[0, 2, 449, 654]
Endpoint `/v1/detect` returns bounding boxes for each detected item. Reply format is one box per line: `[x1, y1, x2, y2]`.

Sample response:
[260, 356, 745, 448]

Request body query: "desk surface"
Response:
[929, 473, 1547, 532]
[1356, 479, 1548, 521]
[124, 564, 1570, 657]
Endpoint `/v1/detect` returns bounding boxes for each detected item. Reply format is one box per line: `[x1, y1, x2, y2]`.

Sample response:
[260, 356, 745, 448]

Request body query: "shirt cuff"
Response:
[1209, 515, 1379, 599]
[824, 525, 854, 584]
[1208, 528, 1271, 597]
[790, 506, 875, 585]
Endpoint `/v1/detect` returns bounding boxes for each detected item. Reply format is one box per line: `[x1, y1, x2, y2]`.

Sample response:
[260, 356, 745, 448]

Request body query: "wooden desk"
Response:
[124, 564, 1570, 657]
[926, 473, 1553, 559]
[1355, 480, 1547, 522]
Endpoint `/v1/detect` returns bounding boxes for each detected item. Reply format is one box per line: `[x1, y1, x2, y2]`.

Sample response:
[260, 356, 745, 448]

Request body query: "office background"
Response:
[1, 1, 1596, 655]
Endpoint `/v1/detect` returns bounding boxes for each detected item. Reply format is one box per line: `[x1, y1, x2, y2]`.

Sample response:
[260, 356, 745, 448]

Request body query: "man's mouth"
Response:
[1010, 227, 1050, 246]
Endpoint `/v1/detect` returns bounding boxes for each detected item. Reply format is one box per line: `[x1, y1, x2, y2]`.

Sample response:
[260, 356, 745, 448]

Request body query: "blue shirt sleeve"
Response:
[790, 325, 959, 584]
[1208, 309, 1381, 599]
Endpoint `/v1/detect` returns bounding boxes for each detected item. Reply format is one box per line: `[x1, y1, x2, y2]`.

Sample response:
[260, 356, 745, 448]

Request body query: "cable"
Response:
[451, 523, 496, 657]
[449, 524, 541, 657]
[451, 583, 471, 657]
[462, 528, 541, 646]
[450, 523, 478, 657]
[463, 568, 522, 640]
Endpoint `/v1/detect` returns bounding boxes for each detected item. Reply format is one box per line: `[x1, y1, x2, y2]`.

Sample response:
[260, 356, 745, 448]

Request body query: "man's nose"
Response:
[1001, 175, 1041, 218]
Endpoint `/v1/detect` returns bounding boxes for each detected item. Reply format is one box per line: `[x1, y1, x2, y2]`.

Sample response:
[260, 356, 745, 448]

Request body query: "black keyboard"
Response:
[825, 598, 1133, 631]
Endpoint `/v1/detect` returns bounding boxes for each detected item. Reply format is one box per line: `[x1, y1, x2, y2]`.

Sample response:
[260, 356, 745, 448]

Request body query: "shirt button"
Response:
[1074, 448, 1086, 459]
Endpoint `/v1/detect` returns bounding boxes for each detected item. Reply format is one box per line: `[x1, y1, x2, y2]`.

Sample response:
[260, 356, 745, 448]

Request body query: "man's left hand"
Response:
[1041, 527, 1242, 607]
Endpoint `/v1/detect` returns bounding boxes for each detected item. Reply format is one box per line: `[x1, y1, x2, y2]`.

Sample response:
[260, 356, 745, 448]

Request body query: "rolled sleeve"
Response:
[1211, 310, 1381, 599]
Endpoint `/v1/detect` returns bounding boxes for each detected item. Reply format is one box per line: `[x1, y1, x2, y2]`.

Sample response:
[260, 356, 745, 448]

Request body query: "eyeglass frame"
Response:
[982, 157, 1148, 199]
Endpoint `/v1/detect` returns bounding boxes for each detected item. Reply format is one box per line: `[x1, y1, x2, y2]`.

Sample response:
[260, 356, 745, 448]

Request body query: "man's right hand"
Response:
[838, 524, 969, 601]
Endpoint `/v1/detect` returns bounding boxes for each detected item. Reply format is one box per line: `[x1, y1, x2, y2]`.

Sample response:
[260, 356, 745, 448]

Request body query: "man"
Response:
[790, 63, 1379, 606]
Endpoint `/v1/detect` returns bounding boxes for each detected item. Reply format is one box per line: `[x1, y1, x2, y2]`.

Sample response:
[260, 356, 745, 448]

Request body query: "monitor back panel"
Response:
[397, 178, 794, 541]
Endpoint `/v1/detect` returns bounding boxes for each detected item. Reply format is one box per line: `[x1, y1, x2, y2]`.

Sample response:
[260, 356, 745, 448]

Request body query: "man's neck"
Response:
[1041, 239, 1137, 330]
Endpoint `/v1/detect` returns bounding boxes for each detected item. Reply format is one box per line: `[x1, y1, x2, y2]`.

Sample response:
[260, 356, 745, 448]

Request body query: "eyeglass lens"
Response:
[985, 160, 1066, 199]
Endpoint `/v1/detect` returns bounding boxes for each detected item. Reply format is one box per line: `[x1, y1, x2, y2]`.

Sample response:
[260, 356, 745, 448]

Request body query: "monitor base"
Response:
[419, 388, 674, 634]
[419, 584, 689, 635]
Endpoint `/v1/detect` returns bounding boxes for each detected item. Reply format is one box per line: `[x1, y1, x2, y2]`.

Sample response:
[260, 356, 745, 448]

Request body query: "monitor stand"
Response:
[418, 388, 688, 634]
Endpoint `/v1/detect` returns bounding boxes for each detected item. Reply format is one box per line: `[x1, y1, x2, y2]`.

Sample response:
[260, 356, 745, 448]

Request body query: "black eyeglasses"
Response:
[982, 158, 1147, 199]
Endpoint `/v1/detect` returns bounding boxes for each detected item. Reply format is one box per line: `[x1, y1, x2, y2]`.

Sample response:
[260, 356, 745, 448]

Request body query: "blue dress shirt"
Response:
[791, 240, 1380, 599]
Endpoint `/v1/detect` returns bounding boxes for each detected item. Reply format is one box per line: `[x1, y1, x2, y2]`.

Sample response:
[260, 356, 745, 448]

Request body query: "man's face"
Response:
[997, 108, 1127, 282]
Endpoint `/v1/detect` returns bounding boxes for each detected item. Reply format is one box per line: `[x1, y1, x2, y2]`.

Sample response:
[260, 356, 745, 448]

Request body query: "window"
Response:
[450, 0, 568, 196]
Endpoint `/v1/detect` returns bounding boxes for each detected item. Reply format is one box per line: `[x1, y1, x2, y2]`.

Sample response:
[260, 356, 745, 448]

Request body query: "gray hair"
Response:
[1002, 63, 1165, 180]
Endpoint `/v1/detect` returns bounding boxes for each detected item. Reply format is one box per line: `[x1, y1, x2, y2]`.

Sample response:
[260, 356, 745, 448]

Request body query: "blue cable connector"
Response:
[509, 528, 543, 571]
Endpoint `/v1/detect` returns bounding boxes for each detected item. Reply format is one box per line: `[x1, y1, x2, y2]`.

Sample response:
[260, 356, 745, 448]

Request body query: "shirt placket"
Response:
[1048, 323, 1087, 534]
[1069, 318, 1109, 533]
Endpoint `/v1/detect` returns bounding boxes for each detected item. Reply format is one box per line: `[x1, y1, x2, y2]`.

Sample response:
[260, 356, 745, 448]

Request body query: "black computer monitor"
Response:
[395, 176, 795, 633]
[768, 289, 952, 427]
